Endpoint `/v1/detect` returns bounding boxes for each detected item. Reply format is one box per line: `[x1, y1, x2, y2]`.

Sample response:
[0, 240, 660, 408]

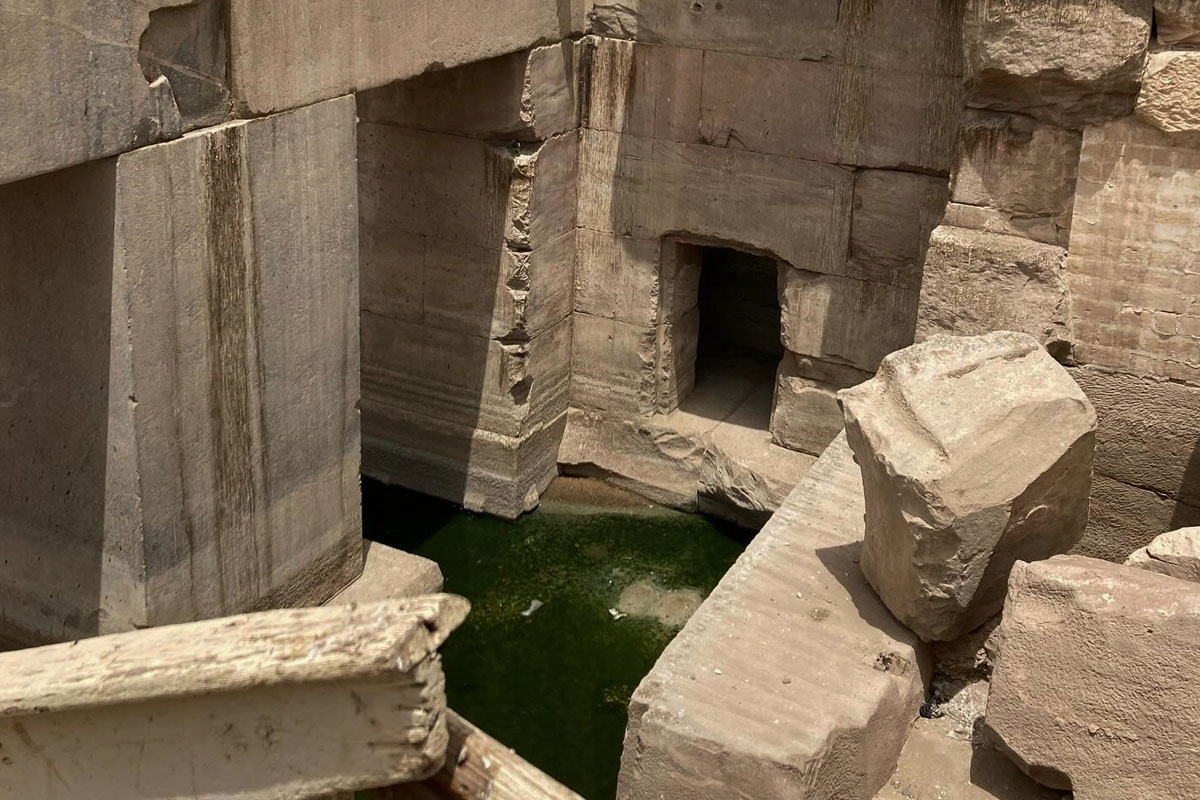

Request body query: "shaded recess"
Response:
[139, 0, 231, 132]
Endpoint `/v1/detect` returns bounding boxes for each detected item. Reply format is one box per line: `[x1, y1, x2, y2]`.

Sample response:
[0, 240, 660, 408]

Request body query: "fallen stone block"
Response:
[916, 225, 1070, 355]
[1156, 0, 1200, 45]
[985, 556, 1200, 797]
[1125, 527, 1200, 583]
[1136, 50, 1200, 139]
[0, 597, 468, 800]
[841, 332, 1097, 642]
[963, 0, 1153, 126]
[618, 435, 929, 800]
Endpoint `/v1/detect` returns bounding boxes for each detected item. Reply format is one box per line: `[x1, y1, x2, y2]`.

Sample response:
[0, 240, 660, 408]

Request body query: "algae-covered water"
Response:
[363, 478, 751, 800]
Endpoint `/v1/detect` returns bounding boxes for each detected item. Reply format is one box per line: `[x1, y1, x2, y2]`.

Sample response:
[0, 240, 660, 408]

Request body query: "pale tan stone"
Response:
[573, 230, 661, 326]
[1136, 50, 1200, 139]
[986, 556, 1200, 797]
[618, 436, 929, 800]
[227, 0, 586, 114]
[841, 332, 1097, 641]
[357, 42, 580, 141]
[0, 598, 465, 799]
[963, 0, 1153, 126]
[570, 314, 660, 415]
[848, 169, 949, 289]
[1066, 117, 1200, 384]
[1125, 527, 1200, 582]
[1156, 0, 1200, 44]
[779, 269, 919, 372]
[1076, 473, 1200, 563]
[770, 353, 871, 457]
[330, 542, 445, 604]
[583, 38, 703, 143]
[0, 0, 231, 184]
[948, 110, 1082, 246]
[916, 225, 1070, 354]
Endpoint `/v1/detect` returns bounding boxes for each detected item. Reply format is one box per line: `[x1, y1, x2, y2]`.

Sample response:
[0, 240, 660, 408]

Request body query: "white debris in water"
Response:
[609, 608, 628, 620]
[520, 599, 544, 617]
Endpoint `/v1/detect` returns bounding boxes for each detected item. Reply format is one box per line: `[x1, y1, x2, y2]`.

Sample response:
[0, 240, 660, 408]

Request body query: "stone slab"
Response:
[770, 353, 871, 457]
[330, 542, 445, 604]
[1156, 0, 1200, 44]
[618, 435, 929, 800]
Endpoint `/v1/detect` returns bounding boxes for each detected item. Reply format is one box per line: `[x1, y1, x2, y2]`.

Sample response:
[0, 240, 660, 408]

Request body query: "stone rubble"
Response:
[1125, 527, 1200, 583]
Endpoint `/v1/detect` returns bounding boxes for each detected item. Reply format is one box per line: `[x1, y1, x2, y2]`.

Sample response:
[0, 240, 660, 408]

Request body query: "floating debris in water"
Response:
[520, 599, 544, 617]
[608, 608, 627, 621]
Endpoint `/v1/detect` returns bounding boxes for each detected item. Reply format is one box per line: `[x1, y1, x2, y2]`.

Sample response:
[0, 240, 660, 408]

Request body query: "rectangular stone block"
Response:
[578, 129, 854, 275]
[357, 41, 580, 141]
[570, 314, 658, 415]
[948, 110, 1082, 246]
[228, 0, 586, 114]
[574, 229, 662, 326]
[1066, 117, 1200, 384]
[916, 225, 1069, 353]
[771, 353, 871, 457]
[0, 97, 364, 645]
[1157, 0, 1200, 45]
[779, 269, 919, 372]
[0, 0, 231, 185]
[584, 38, 704, 142]
[848, 169, 949, 289]
[1078, 473, 1200, 562]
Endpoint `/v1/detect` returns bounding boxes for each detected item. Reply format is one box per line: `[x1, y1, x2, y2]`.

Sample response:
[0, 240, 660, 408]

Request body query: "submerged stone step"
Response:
[618, 434, 929, 800]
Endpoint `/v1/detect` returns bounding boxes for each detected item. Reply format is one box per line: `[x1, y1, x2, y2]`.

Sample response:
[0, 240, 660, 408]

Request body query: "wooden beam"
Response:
[0, 596, 468, 800]
[372, 710, 584, 800]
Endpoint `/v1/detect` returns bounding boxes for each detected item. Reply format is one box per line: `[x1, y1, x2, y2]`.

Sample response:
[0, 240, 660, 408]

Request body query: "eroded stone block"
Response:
[770, 353, 871, 457]
[1136, 50, 1200, 139]
[841, 332, 1097, 641]
[849, 169, 949, 289]
[1125, 527, 1200, 582]
[1156, 0, 1200, 44]
[986, 556, 1200, 797]
[916, 226, 1069, 354]
[963, 0, 1152, 126]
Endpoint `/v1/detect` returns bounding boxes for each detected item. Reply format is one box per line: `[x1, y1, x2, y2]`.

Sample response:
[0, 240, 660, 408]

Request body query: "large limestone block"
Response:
[945, 110, 1082, 247]
[358, 42, 580, 141]
[986, 556, 1200, 797]
[1126, 527, 1200, 582]
[841, 332, 1097, 642]
[578, 129, 854, 276]
[771, 354, 871, 457]
[1157, 0, 1200, 44]
[618, 436, 929, 800]
[779, 268, 919, 372]
[849, 169, 949, 289]
[916, 226, 1070, 355]
[228, 0, 586, 114]
[1136, 50, 1200, 138]
[1066, 117, 1200, 384]
[584, 38, 704, 143]
[963, 0, 1153, 126]
[573, 229, 662, 326]
[0, 97, 363, 645]
[0, 0, 230, 185]
[1077, 473, 1200, 562]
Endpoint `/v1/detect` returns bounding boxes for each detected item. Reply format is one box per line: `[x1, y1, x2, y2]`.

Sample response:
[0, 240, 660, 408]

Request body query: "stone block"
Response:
[963, 0, 1153, 126]
[0, 97, 363, 645]
[1126, 527, 1200, 582]
[770, 353, 871, 457]
[849, 169, 949, 289]
[583, 38, 704, 143]
[618, 436, 929, 800]
[330, 542, 445, 603]
[1076, 473, 1200, 563]
[916, 226, 1070, 354]
[841, 332, 1097, 641]
[1135, 50, 1200, 139]
[947, 109, 1082, 246]
[574, 229, 661, 326]
[696, 50, 961, 173]
[570, 314, 659, 415]
[1156, 0, 1200, 44]
[357, 41, 580, 141]
[986, 556, 1200, 797]
[577, 129, 854, 275]
[0, 0, 230, 185]
[1066, 117, 1200, 384]
[779, 269, 919, 372]
[227, 0, 586, 114]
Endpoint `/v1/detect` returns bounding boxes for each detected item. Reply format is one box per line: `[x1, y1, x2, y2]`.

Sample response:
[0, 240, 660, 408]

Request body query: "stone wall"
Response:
[917, 0, 1200, 559]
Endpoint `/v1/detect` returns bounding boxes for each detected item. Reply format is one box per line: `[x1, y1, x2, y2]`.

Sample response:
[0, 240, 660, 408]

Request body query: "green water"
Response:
[363, 479, 750, 800]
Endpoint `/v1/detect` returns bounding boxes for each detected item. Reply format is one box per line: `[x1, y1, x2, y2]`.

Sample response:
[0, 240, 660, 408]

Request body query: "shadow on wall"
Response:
[1171, 441, 1200, 530]
[0, 160, 117, 645]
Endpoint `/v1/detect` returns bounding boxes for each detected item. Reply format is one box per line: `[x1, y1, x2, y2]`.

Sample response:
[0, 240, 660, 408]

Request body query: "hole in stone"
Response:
[691, 1, 705, 12]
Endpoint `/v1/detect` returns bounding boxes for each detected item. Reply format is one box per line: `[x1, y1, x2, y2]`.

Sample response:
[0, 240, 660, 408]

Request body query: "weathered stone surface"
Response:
[1135, 50, 1200, 139]
[0, 0, 230, 185]
[963, 0, 1153, 126]
[1067, 117, 1200, 385]
[771, 353, 871, 457]
[227, 0, 586, 114]
[573, 230, 661, 326]
[584, 38, 704, 143]
[849, 169, 949, 289]
[916, 226, 1070, 354]
[1076, 473, 1200, 562]
[330, 542, 445, 604]
[946, 110, 1082, 246]
[578, 129, 854, 276]
[357, 42, 580, 141]
[841, 332, 1097, 642]
[931, 616, 1001, 682]
[1156, 0, 1200, 44]
[779, 268, 919, 372]
[986, 556, 1200, 797]
[1125, 527, 1200, 582]
[618, 435, 929, 800]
